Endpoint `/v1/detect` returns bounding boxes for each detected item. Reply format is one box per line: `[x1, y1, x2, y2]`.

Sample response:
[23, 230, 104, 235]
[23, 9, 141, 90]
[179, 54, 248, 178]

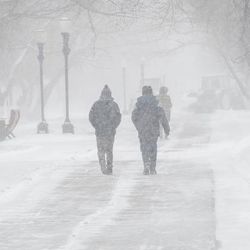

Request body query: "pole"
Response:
[122, 66, 128, 114]
[39, 44, 45, 121]
[140, 62, 145, 87]
[62, 32, 74, 134]
[0, 119, 6, 141]
[37, 43, 48, 134]
[64, 43, 69, 122]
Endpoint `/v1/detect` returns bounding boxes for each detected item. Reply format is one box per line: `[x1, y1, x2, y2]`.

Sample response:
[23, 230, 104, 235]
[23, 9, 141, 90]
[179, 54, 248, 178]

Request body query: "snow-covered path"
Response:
[0, 113, 216, 250]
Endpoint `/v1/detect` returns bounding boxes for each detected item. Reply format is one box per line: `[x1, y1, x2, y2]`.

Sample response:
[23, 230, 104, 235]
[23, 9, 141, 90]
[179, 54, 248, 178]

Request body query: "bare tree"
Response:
[181, 0, 250, 98]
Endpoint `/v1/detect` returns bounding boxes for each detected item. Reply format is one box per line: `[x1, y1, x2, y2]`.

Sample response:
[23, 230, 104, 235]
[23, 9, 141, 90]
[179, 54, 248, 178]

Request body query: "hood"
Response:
[136, 95, 159, 109]
[100, 85, 114, 101]
[159, 86, 168, 96]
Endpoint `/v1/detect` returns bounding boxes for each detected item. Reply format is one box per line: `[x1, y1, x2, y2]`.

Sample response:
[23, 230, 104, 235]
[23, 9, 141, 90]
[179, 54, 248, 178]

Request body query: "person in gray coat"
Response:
[89, 85, 121, 175]
[157, 86, 172, 138]
[132, 86, 170, 175]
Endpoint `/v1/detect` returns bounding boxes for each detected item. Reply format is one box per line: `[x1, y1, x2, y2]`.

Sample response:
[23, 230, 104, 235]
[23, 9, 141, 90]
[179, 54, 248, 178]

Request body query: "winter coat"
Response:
[89, 98, 121, 137]
[132, 95, 170, 139]
[157, 94, 172, 112]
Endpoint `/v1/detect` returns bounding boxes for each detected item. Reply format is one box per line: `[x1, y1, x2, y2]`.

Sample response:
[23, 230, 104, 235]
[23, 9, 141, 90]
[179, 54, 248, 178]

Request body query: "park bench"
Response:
[0, 109, 20, 141]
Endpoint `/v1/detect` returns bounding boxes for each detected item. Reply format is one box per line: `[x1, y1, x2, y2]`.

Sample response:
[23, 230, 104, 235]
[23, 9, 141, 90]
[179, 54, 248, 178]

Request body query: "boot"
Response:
[100, 160, 107, 175]
[101, 165, 107, 175]
[106, 166, 113, 175]
[150, 168, 157, 175]
[143, 164, 150, 175]
[150, 160, 157, 175]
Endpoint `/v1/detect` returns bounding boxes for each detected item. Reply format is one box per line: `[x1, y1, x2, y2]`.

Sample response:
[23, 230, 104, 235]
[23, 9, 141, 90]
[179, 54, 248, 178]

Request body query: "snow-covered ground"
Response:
[209, 111, 250, 250]
[0, 109, 249, 249]
[0, 119, 94, 198]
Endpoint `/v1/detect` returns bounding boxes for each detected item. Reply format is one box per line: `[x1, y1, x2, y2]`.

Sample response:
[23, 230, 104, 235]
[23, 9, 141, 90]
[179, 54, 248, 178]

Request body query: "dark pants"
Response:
[96, 135, 115, 169]
[165, 109, 171, 122]
[139, 137, 158, 170]
[160, 109, 170, 138]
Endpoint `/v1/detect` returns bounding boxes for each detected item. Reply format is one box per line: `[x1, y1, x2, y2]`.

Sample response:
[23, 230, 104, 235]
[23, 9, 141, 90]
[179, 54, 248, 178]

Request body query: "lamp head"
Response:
[34, 29, 46, 44]
[60, 17, 72, 34]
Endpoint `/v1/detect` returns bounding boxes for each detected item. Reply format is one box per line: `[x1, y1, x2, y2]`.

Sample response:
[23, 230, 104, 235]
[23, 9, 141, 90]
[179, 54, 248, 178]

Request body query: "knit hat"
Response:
[100, 85, 113, 100]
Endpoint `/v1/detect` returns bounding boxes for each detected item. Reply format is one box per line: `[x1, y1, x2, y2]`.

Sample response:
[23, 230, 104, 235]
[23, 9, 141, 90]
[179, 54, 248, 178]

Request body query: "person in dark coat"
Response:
[132, 86, 170, 175]
[89, 85, 121, 175]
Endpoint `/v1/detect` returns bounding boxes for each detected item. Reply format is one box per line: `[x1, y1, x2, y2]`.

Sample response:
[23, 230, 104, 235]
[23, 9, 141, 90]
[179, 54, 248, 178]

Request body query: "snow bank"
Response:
[0, 118, 95, 205]
[209, 110, 250, 250]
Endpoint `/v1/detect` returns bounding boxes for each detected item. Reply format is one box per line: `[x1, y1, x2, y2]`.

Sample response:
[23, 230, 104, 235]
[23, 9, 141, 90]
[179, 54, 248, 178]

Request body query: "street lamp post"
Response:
[36, 30, 48, 134]
[60, 17, 74, 134]
[122, 60, 128, 114]
[140, 57, 145, 87]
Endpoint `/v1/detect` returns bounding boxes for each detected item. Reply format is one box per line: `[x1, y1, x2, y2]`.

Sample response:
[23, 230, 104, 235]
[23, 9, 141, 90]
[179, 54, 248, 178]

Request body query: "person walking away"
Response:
[157, 86, 172, 139]
[89, 85, 121, 175]
[132, 86, 170, 175]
